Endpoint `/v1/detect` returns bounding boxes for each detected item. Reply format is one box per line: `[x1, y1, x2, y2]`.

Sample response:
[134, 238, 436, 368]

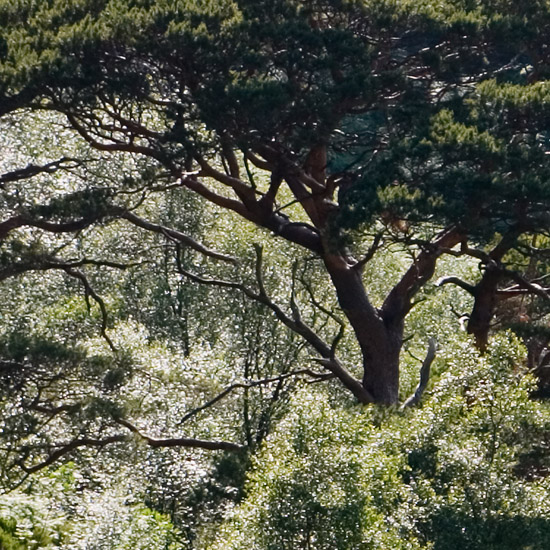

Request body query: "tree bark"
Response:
[467, 266, 500, 352]
[360, 324, 402, 405]
[322, 228, 463, 405]
[467, 229, 520, 352]
[323, 252, 402, 404]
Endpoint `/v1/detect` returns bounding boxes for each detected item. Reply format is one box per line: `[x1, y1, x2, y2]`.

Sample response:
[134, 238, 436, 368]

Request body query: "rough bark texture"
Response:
[361, 327, 402, 405]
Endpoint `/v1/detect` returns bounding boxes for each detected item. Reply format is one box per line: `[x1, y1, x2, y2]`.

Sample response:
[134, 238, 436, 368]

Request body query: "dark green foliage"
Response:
[31, 188, 113, 221]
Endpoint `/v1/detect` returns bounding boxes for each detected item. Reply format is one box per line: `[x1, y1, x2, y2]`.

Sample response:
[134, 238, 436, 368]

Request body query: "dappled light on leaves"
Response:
[0, 0, 550, 547]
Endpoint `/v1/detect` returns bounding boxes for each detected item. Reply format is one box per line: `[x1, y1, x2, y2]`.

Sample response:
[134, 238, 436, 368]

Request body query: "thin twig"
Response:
[179, 369, 331, 425]
[63, 267, 117, 352]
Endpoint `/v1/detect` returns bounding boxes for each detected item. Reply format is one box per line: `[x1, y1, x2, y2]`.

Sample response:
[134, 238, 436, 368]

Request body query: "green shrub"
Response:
[207, 333, 550, 550]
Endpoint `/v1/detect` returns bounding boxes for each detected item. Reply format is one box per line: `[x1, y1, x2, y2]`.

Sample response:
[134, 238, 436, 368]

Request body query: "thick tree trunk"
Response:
[467, 267, 500, 352]
[322, 228, 463, 405]
[323, 252, 403, 405]
[467, 230, 519, 352]
[360, 322, 403, 405]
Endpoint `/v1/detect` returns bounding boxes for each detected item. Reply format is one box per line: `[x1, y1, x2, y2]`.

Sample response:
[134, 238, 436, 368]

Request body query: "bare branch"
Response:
[246, 151, 274, 171]
[180, 175, 252, 218]
[113, 416, 245, 452]
[66, 257, 146, 270]
[354, 232, 384, 271]
[258, 170, 283, 213]
[63, 267, 117, 352]
[179, 369, 330, 425]
[312, 356, 374, 402]
[0, 253, 143, 284]
[289, 261, 303, 323]
[119, 209, 237, 263]
[195, 155, 256, 204]
[401, 337, 437, 410]
[20, 435, 126, 474]
[298, 265, 346, 359]
[17, 412, 246, 475]
[253, 244, 268, 298]
[221, 138, 240, 179]
[435, 276, 476, 295]
[501, 270, 550, 301]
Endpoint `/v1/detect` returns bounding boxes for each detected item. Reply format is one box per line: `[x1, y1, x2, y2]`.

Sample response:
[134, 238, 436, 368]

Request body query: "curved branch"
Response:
[435, 276, 476, 295]
[20, 435, 126, 474]
[17, 415, 245, 476]
[246, 151, 274, 171]
[119, 209, 238, 263]
[113, 417, 245, 452]
[63, 267, 117, 352]
[179, 369, 330, 425]
[180, 175, 252, 218]
[401, 337, 437, 410]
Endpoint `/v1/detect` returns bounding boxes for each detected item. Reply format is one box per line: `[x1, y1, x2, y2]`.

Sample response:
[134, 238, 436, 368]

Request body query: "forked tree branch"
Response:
[401, 337, 437, 410]
[18, 420, 244, 475]
[63, 267, 117, 352]
[297, 264, 346, 359]
[176, 245, 372, 403]
[354, 232, 384, 271]
[382, 226, 464, 323]
[195, 155, 257, 204]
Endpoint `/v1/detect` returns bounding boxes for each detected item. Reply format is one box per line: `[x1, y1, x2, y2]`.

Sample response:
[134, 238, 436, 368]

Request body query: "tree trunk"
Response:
[322, 228, 463, 405]
[323, 252, 402, 405]
[467, 229, 519, 352]
[467, 268, 500, 352]
[360, 321, 403, 405]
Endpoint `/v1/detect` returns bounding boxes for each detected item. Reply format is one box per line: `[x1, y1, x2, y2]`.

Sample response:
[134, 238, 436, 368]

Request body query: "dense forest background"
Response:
[1, 0, 550, 548]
